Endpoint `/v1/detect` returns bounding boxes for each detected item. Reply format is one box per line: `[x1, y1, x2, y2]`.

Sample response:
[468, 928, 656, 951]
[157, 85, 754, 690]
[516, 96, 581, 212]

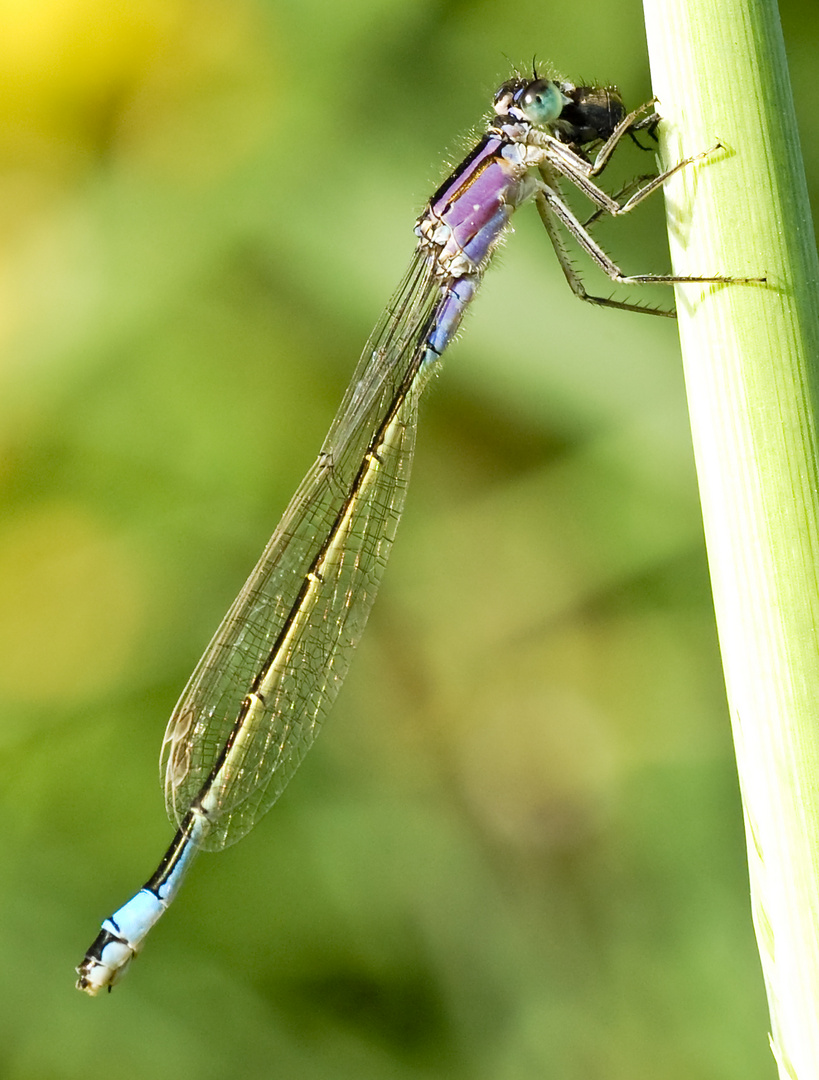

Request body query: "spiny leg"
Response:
[535, 183, 761, 314]
[582, 173, 657, 229]
[535, 184, 675, 317]
[540, 141, 729, 219]
[581, 98, 658, 177]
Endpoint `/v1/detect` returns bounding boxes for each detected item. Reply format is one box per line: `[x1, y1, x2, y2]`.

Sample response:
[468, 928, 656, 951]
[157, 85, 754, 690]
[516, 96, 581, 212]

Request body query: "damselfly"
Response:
[76, 68, 755, 995]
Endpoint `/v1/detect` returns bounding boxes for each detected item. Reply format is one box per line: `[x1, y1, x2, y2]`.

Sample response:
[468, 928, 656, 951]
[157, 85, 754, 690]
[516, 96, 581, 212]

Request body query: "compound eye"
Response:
[516, 79, 565, 126]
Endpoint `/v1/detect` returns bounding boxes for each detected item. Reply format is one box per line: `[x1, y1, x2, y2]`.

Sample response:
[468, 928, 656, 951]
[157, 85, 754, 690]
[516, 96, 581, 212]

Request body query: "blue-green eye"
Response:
[515, 79, 565, 126]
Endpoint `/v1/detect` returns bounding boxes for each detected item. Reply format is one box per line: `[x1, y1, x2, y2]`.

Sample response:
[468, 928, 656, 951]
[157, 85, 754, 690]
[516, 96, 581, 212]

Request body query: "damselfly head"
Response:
[493, 75, 627, 150]
[493, 77, 569, 128]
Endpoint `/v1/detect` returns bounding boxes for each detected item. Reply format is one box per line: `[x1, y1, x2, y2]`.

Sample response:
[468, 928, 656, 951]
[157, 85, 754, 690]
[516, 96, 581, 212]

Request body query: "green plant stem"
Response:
[643, 0, 819, 1073]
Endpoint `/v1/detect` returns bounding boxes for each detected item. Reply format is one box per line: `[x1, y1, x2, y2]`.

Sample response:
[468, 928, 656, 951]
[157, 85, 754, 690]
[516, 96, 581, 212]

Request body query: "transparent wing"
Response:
[160, 251, 442, 851]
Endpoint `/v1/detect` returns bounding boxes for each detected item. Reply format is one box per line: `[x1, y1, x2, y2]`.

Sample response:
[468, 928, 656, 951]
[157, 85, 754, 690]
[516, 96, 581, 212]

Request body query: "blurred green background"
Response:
[1, 0, 816, 1076]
